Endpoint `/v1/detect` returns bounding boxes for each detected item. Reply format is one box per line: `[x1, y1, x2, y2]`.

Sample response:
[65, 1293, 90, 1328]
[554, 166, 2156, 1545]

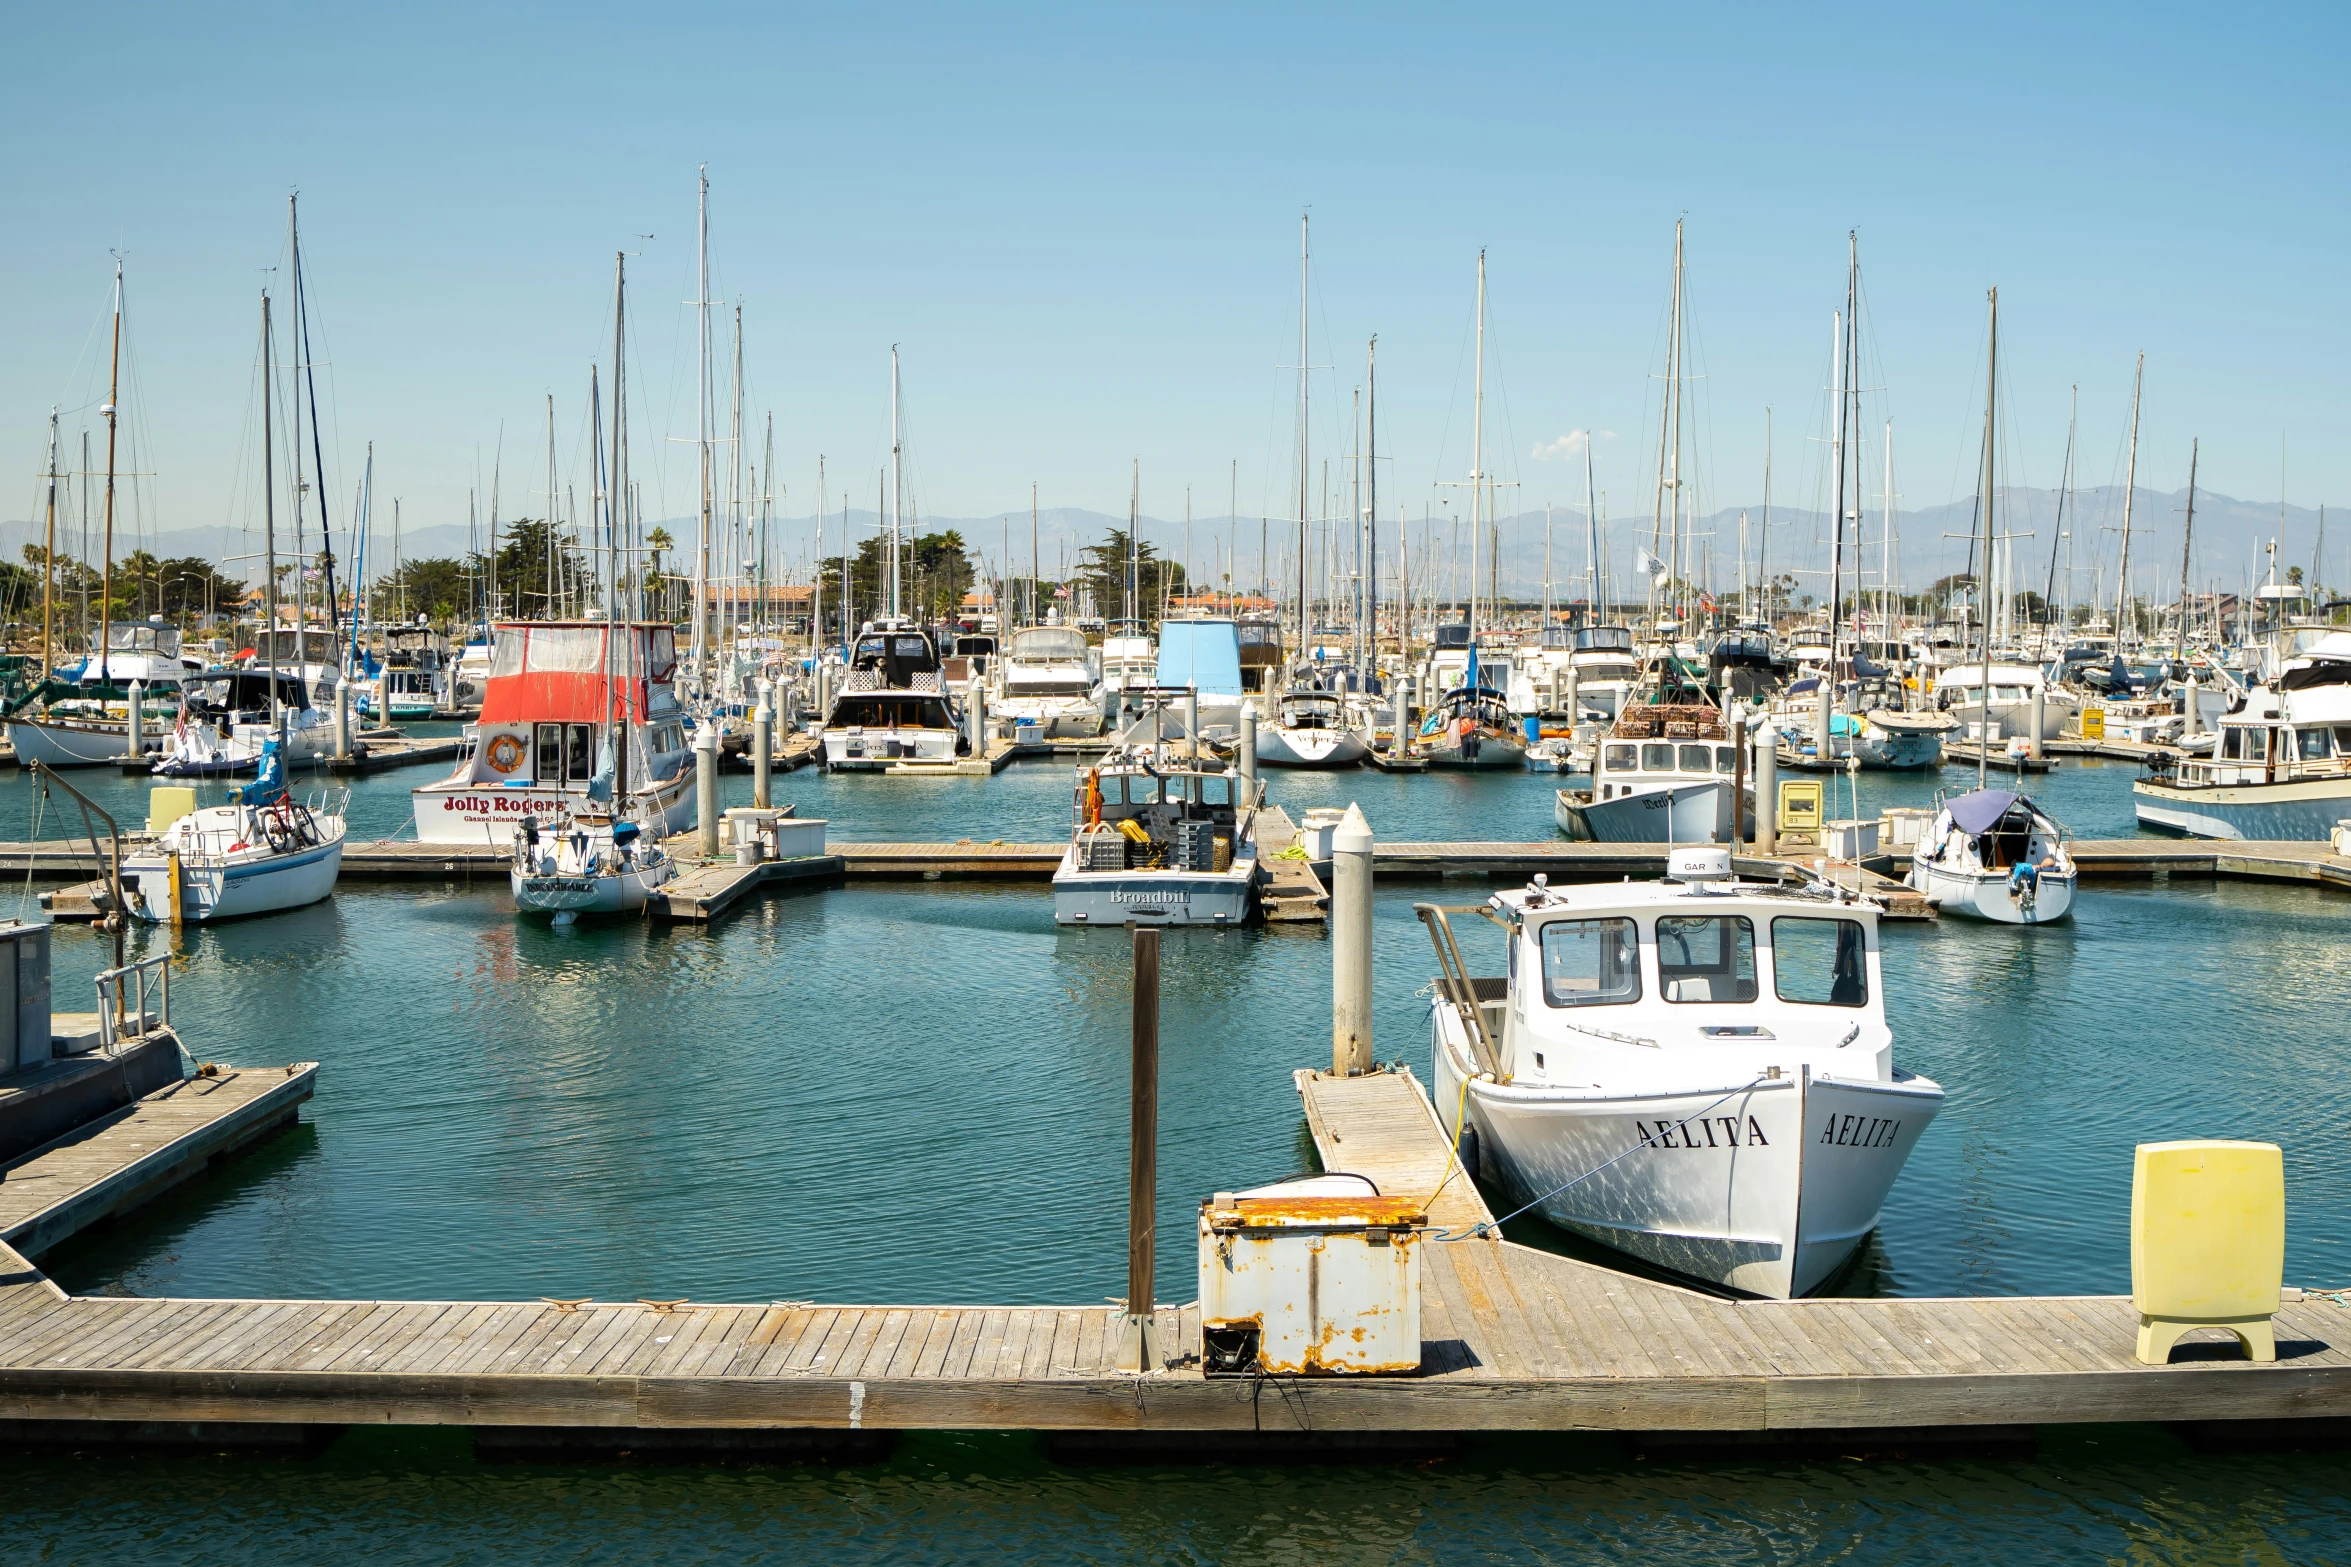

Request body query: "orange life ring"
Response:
[486, 733, 528, 774]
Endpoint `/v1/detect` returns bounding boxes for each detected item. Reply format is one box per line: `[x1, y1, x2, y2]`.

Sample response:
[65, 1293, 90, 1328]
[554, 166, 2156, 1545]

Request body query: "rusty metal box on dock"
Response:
[1197, 1176, 1424, 1376]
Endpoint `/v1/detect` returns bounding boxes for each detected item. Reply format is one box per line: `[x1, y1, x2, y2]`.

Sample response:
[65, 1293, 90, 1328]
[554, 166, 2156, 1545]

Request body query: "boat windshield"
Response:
[1540, 918, 1640, 1008]
[1009, 627, 1087, 661]
[1657, 915, 1758, 1003]
[1771, 916, 1868, 1006]
[108, 622, 181, 656]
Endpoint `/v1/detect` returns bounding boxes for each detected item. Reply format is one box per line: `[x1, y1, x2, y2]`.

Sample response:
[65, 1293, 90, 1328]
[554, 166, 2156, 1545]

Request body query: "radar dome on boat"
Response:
[1665, 846, 1732, 884]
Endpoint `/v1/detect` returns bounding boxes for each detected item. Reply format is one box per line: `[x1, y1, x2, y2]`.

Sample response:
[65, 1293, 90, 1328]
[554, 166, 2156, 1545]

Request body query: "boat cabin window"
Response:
[2220, 728, 2240, 760]
[534, 722, 595, 784]
[1641, 743, 1673, 771]
[1539, 918, 1640, 1009]
[1715, 746, 1738, 774]
[2244, 728, 2267, 761]
[1678, 743, 1711, 773]
[1656, 915, 1757, 1004]
[2335, 726, 2351, 756]
[2298, 728, 2332, 762]
[1771, 917, 1868, 1007]
[1604, 744, 1637, 773]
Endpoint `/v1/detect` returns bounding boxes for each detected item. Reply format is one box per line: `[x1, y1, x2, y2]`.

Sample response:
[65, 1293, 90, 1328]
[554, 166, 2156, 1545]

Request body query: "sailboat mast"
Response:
[1977, 287, 1998, 790]
[2115, 354, 2144, 656]
[695, 167, 713, 692]
[1364, 334, 1377, 692]
[611, 251, 632, 810]
[1031, 481, 1039, 628]
[1295, 211, 1310, 664]
[260, 292, 281, 738]
[1828, 304, 1846, 668]
[2043, 387, 2075, 639]
[1881, 420, 1894, 649]
[890, 345, 903, 620]
[1667, 224, 1684, 625]
[1584, 434, 1598, 615]
[1470, 249, 1486, 659]
[40, 409, 58, 678]
[97, 259, 122, 680]
[2177, 438, 2199, 654]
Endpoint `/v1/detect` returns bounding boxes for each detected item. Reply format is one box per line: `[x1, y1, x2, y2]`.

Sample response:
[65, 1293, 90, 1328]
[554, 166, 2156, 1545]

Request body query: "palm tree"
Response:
[646, 527, 673, 620]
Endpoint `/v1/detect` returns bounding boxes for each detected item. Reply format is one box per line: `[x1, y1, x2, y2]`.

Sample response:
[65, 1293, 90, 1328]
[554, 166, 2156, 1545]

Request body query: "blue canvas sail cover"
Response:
[585, 735, 616, 803]
[1155, 620, 1243, 695]
[227, 739, 289, 807]
[1945, 788, 2022, 836]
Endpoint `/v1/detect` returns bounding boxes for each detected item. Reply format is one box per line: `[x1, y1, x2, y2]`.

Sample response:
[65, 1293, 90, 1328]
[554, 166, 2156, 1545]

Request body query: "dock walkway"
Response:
[0, 1062, 2345, 1443]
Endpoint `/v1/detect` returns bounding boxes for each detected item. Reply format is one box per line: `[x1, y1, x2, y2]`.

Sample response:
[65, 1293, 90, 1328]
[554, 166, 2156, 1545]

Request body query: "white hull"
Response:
[1434, 1007, 1941, 1298]
[1557, 781, 1733, 843]
[1906, 858, 2076, 924]
[2132, 776, 2351, 841]
[1051, 848, 1259, 926]
[824, 726, 961, 770]
[414, 768, 694, 846]
[7, 718, 147, 767]
[1421, 733, 1526, 769]
[993, 694, 1101, 738]
[154, 719, 333, 777]
[512, 862, 673, 915]
[124, 832, 345, 924]
[1255, 725, 1369, 768]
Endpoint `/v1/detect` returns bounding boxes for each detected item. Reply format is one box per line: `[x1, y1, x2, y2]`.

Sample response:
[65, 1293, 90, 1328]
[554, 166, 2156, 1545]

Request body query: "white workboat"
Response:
[1555, 705, 1746, 843]
[991, 625, 1101, 738]
[820, 619, 964, 770]
[1052, 710, 1258, 927]
[510, 813, 675, 920]
[122, 743, 348, 923]
[1424, 847, 1945, 1298]
[1907, 788, 2077, 924]
[412, 621, 695, 846]
[1255, 687, 1369, 768]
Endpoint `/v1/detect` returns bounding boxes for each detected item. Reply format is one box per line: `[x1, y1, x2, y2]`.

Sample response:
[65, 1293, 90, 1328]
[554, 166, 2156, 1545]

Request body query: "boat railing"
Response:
[1414, 903, 1506, 1080]
[94, 953, 170, 1053]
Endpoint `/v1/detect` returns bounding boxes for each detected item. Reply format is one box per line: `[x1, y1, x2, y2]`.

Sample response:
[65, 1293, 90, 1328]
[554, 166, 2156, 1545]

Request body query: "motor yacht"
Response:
[2133, 631, 2351, 838]
[820, 619, 964, 771]
[992, 625, 1101, 738]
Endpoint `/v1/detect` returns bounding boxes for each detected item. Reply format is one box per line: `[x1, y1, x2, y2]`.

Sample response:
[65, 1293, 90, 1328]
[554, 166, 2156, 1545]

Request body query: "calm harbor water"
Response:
[15, 750, 2351, 1563]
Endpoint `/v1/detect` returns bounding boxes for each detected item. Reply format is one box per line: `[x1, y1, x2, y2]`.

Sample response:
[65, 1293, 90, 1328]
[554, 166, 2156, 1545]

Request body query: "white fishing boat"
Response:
[820, 619, 963, 770]
[1556, 705, 1745, 843]
[992, 624, 1101, 738]
[411, 621, 695, 845]
[122, 742, 348, 924]
[1052, 702, 1258, 927]
[1255, 687, 1369, 768]
[1424, 847, 1944, 1298]
[1906, 788, 2076, 924]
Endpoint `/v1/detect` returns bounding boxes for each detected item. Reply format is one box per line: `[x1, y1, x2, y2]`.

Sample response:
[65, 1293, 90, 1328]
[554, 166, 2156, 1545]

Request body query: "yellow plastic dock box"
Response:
[146, 786, 197, 834]
[1777, 779, 1822, 834]
[2131, 1139, 2283, 1363]
[2081, 707, 2106, 740]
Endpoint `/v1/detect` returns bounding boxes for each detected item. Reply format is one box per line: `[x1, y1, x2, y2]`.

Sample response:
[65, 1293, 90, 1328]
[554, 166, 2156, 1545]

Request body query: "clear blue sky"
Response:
[4, 1, 2344, 591]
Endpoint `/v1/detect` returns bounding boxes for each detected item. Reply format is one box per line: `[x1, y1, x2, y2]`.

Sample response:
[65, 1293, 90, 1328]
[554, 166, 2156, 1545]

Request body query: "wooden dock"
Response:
[2, 1046, 317, 1262]
[0, 1059, 2346, 1450]
[655, 854, 846, 922]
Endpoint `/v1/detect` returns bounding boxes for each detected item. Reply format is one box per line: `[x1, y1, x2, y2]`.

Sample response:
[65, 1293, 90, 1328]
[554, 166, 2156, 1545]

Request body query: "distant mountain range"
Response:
[0, 486, 2334, 601]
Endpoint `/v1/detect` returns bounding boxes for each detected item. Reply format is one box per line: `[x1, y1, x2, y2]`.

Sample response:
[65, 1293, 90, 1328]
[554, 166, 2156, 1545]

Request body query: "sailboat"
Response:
[1906, 290, 2077, 925]
[5, 261, 192, 766]
[120, 290, 352, 923]
[509, 254, 682, 920]
[1423, 250, 1524, 770]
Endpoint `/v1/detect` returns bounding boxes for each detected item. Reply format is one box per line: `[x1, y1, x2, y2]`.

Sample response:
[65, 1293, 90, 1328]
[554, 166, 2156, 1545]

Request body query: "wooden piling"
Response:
[1121, 927, 1159, 1370]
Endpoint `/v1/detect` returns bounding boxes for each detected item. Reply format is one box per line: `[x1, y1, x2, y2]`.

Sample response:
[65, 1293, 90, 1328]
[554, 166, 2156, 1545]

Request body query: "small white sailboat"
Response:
[1906, 788, 2076, 924]
[511, 813, 673, 919]
[1425, 847, 1945, 1298]
[122, 741, 348, 924]
[154, 667, 333, 776]
[1255, 687, 1369, 768]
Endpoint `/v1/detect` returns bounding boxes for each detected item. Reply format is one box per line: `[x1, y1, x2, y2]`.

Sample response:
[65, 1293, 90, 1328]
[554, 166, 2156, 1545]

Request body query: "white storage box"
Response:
[770, 817, 828, 859]
[1298, 808, 1346, 863]
[1879, 807, 1933, 849]
[1197, 1175, 1424, 1376]
[1825, 817, 1881, 861]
